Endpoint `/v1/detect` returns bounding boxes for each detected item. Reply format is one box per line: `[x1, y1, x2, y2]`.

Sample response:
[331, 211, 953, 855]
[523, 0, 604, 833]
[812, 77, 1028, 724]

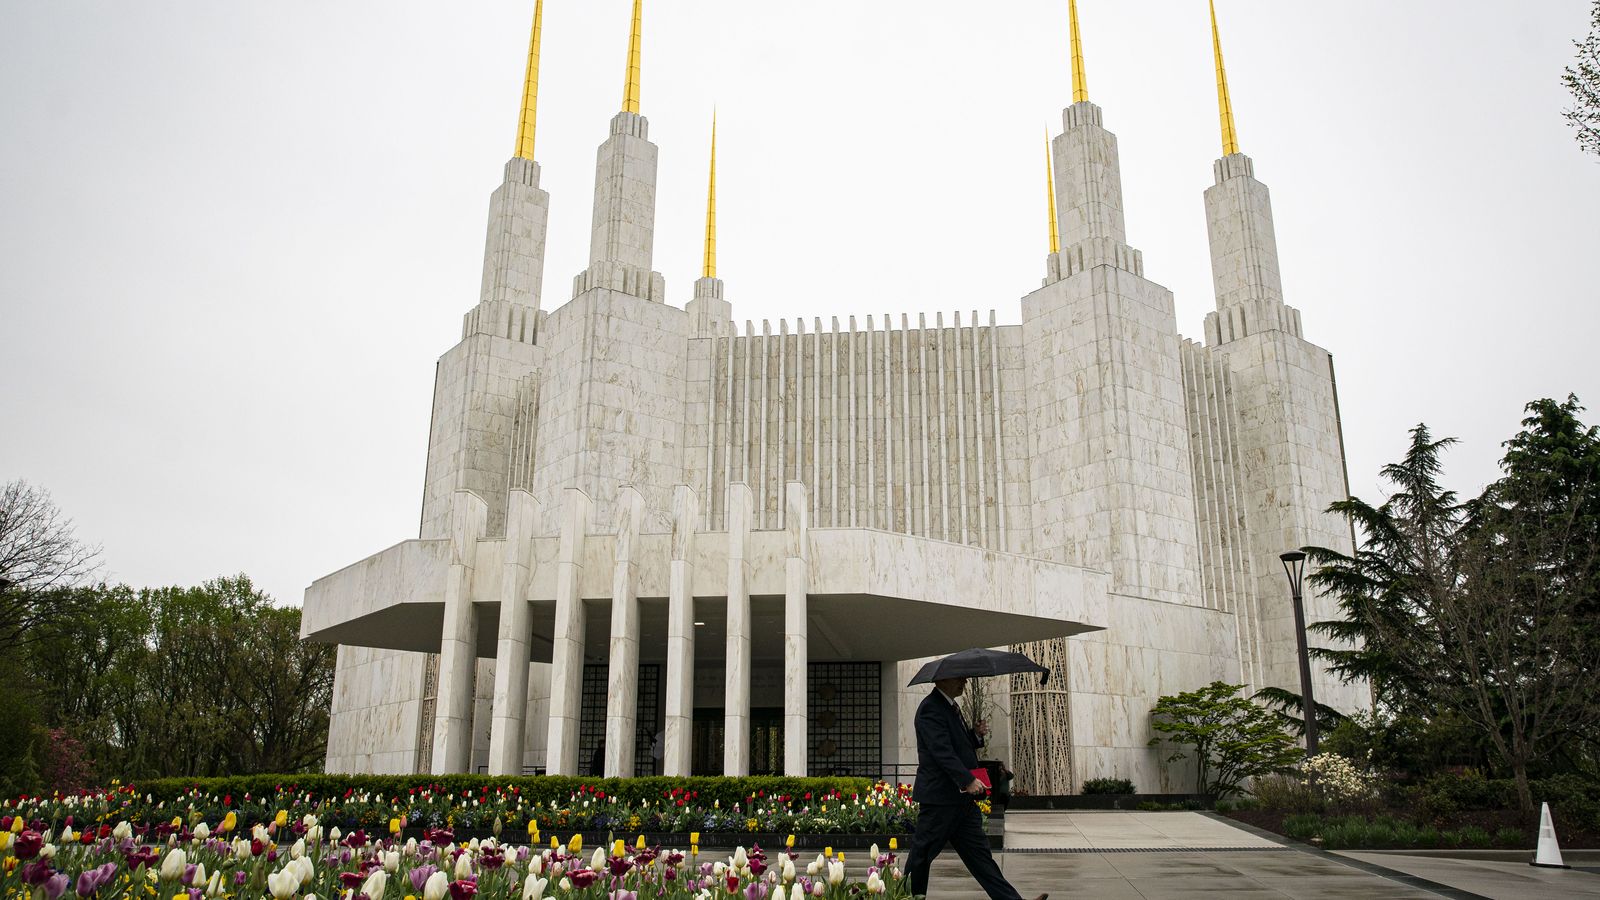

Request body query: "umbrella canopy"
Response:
[907, 647, 1050, 686]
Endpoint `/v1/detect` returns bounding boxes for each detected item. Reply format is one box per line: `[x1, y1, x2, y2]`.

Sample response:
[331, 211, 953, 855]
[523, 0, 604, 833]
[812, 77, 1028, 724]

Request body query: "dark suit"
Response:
[906, 688, 1023, 899]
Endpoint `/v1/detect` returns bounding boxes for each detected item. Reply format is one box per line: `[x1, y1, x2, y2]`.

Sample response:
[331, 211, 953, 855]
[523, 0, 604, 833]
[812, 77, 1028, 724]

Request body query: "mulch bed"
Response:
[1221, 807, 1600, 849]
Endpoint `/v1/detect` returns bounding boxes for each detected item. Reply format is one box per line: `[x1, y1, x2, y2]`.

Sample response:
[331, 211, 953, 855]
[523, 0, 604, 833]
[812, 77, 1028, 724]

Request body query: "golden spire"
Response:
[622, 0, 644, 114]
[1210, 0, 1240, 156]
[1069, 0, 1089, 103]
[514, 0, 544, 159]
[1044, 129, 1060, 254]
[703, 113, 718, 279]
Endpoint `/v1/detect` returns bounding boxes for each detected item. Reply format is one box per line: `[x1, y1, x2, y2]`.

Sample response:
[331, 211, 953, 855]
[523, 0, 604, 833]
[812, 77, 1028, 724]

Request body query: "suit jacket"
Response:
[911, 688, 985, 805]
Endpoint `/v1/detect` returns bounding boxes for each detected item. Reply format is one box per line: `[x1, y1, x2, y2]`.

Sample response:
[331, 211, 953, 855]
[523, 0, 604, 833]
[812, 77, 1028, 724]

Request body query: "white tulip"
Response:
[422, 871, 449, 900]
[193, 823, 209, 841]
[558, 878, 571, 892]
[403, 838, 418, 857]
[732, 847, 748, 869]
[40, 843, 57, 859]
[160, 848, 188, 883]
[866, 872, 885, 894]
[454, 850, 474, 880]
[383, 851, 400, 873]
[590, 847, 605, 872]
[827, 860, 845, 886]
[266, 869, 298, 900]
[811, 883, 825, 897]
[112, 821, 133, 841]
[869, 844, 879, 861]
[467, 839, 480, 853]
[328, 828, 341, 846]
[359, 868, 387, 900]
[521, 875, 548, 900]
[191, 863, 207, 887]
[60, 827, 75, 843]
[205, 872, 223, 898]
[790, 885, 805, 900]
[292, 856, 316, 886]
[529, 855, 544, 876]
[780, 858, 795, 882]
[290, 839, 306, 860]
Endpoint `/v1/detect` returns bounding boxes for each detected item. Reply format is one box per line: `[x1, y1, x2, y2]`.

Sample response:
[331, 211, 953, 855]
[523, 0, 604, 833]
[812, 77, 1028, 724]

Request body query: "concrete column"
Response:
[724, 482, 753, 776]
[782, 482, 809, 776]
[604, 487, 646, 777]
[663, 485, 699, 777]
[545, 488, 591, 775]
[487, 490, 539, 775]
[432, 490, 488, 774]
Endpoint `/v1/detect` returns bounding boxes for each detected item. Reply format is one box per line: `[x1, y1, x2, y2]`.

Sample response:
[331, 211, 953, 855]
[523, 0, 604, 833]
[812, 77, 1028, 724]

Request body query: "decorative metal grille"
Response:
[580, 663, 661, 775]
[807, 662, 881, 777]
[414, 653, 440, 774]
[1009, 638, 1074, 795]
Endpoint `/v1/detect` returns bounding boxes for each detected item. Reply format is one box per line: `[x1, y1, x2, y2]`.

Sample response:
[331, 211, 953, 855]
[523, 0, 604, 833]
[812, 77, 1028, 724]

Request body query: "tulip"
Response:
[206, 872, 223, 898]
[423, 871, 449, 900]
[112, 822, 133, 842]
[44, 873, 70, 900]
[453, 851, 473, 880]
[566, 835, 582, 855]
[612, 839, 625, 858]
[193, 823, 210, 841]
[384, 850, 400, 873]
[291, 856, 315, 886]
[6, 816, 20, 833]
[888, 838, 897, 851]
[732, 847, 748, 870]
[221, 812, 237, 834]
[447, 879, 478, 900]
[826, 861, 844, 886]
[160, 848, 188, 883]
[520, 875, 547, 900]
[60, 826, 76, 843]
[266, 869, 298, 900]
[14, 830, 43, 860]
[408, 865, 438, 894]
[865, 872, 885, 894]
[780, 858, 795, 883]
[360, 868, 388, 900]
[590, 847, 605, 872]
[810, 883, 824, 898]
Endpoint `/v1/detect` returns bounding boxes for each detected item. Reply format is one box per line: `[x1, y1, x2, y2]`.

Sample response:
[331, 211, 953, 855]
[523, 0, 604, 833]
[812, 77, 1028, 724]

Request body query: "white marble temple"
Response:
[308, 30, 1366, 790]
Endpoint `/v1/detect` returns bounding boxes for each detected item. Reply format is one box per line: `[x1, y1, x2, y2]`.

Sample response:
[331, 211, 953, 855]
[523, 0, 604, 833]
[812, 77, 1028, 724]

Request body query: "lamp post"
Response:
[1279, 550, 1319, 758]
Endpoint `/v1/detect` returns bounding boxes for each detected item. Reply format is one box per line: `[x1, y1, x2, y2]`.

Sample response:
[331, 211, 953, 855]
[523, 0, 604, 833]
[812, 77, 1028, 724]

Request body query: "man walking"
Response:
[905, 676, 1046, 900]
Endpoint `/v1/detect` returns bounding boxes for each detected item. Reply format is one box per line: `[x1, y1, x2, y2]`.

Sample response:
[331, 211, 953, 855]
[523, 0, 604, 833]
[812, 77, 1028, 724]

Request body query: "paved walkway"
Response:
[907, 811, 1600, 898]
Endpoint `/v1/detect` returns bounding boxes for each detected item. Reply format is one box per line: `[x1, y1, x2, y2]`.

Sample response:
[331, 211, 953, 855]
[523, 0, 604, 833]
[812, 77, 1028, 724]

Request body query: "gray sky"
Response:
[2, 1, 1597, 606]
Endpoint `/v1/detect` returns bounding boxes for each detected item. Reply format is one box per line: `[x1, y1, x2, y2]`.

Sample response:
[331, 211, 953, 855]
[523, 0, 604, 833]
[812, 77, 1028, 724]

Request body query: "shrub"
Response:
[1532, 773, 1600, 831]
[1493, 826, 1525, 847]
[1250, 774, 1319, 813]
[1303, 753, 1379, 808]
[1082, 778, 1135, 795]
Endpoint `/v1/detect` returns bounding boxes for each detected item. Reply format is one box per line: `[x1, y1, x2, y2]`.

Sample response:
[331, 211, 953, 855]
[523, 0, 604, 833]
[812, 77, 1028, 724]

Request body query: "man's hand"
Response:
[965, 779, 987, 795]
[975, 720, 990, 739]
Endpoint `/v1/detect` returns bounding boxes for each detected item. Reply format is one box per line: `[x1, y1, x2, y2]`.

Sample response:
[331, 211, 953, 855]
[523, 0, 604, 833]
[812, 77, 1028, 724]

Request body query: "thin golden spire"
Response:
[1045, 129, 1060, 254]
[514, 0, 544, 159]
[1210, 0, 1240, 156]
[622, 0, 644, 114]
[1069, 0, 1089, 103]
[703, 113, 717, 279]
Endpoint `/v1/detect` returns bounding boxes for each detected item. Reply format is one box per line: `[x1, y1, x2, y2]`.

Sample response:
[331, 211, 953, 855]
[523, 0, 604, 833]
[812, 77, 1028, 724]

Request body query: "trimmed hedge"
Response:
[128, 774, 876, 809]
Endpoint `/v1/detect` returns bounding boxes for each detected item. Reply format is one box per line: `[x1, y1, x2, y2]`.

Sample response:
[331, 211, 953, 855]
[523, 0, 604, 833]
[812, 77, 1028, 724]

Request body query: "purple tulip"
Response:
[44, 873, 71, 900]
[744, 884, 766, 900]
[182, 864, 199, 886]
[409, 865, 438, 893]
[21, 861, 55, 886]
[234, 872, 248, 886]
[185, 889, 203, 900]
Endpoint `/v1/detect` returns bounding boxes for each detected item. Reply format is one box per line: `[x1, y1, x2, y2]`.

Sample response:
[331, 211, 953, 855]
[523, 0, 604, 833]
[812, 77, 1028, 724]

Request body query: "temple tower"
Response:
[1199, 1, 1365, 711]
[1013, 0, 1206, 794]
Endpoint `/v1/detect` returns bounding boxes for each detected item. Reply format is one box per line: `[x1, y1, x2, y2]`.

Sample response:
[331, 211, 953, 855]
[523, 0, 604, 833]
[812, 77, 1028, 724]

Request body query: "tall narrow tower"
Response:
[1014, 0, 1204, 795]
[1199, 1, 1365, 712]
[686, 114, 732, 335]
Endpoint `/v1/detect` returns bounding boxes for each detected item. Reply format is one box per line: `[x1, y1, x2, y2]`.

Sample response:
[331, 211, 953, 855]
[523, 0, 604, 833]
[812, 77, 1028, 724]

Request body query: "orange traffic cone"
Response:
[1530, 802, 1569, 869]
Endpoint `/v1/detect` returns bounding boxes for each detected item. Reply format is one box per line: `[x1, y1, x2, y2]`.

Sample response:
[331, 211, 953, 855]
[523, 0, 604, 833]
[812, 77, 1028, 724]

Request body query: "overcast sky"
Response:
[2, 1, 1597, 606]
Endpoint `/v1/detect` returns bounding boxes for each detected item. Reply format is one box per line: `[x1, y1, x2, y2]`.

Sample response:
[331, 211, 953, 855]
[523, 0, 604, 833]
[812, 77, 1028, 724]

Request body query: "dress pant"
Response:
[905, 801, 1022, 899]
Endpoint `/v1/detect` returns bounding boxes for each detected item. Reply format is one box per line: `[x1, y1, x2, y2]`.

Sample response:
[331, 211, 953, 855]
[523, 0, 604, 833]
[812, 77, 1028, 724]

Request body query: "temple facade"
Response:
[302, 0, 1367, 793]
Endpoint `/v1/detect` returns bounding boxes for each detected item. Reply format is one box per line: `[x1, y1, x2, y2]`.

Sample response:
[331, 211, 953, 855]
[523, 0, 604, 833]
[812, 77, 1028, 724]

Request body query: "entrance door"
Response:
[691, 707, 785, 775]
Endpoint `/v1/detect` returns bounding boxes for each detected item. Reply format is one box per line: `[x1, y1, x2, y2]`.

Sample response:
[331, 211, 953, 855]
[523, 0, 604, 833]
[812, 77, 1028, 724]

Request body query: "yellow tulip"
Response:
[889, 838, 898, 851]
[389, 818, 401, 835]
[9, 816, 23, 833]
[689, 832, 700, 846]
[0, 832, 11, 852]
[221, 812, 237, 834]
[824, 847, 833, 858]
[567, 835, 582, 854]
[612, 839, 625, 858]
[171, 817, 182, 829]
[526, 820, 538, 836]
[785, 834, 795, 849]
[549, 837, 559, 850]
[273, 811, 288, 828]
[634, 835, 645, 850]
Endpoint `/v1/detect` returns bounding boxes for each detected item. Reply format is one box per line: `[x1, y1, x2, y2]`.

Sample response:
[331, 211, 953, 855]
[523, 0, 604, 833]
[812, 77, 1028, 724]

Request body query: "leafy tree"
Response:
[0, 480, 100, 649]
[1566, 0, 1600, 158]
[1307, 399, 1600, 813]
[1149, 681, 1303, 798]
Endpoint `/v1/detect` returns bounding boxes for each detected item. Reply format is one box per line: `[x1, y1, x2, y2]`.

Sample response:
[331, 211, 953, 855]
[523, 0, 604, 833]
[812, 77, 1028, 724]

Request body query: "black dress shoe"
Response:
[1031, 895, 1048, 900]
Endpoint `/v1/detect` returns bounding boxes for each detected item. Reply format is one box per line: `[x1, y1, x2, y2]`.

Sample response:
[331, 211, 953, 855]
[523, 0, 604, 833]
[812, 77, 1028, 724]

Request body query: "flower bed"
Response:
[0, 811, 917, 898]
[1, 778, 914, 838]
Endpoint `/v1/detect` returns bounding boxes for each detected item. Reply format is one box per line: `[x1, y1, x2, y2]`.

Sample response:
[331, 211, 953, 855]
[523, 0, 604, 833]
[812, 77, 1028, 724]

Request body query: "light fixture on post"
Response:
[1279, 550, 1319, 758]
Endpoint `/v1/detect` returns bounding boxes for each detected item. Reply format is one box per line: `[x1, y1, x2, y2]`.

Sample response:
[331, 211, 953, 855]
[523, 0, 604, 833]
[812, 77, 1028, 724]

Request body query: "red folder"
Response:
[969, 767, 992, 789]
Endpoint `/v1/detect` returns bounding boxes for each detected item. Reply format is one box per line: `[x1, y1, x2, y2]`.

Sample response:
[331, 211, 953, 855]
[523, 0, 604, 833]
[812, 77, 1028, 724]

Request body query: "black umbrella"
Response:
[907, 647, 1050, 686]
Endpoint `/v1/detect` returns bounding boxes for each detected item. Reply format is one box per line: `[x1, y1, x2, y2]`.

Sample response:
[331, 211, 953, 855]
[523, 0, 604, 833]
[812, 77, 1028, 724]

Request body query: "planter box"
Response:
[1006, 794, 1212, 811]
